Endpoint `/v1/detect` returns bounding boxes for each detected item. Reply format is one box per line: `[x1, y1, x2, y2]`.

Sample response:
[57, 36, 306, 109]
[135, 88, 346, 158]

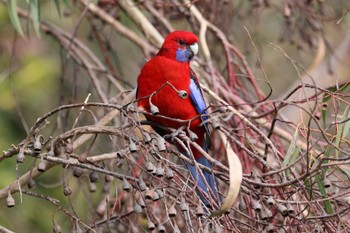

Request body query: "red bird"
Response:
[137, 31, 218, 206]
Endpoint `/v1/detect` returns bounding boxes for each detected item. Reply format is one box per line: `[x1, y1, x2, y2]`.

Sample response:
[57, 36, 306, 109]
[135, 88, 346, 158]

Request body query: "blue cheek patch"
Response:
[176, 49, 190, 62]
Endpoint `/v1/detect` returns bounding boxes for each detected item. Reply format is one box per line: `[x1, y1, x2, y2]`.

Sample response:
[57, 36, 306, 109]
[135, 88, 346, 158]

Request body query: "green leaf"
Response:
[7, 0, 24, 36]
[30, 0, 40, 37]
[283, 128, 300, 178]
[315, 173, 333, 214]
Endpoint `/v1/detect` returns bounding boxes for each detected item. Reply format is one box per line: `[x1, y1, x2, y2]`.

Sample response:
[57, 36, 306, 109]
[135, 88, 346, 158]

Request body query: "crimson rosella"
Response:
[136, 31, 218, 207]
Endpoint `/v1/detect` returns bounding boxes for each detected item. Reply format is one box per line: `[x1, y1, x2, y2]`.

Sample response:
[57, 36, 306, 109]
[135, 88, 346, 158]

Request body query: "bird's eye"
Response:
[178, 40, 186, 46]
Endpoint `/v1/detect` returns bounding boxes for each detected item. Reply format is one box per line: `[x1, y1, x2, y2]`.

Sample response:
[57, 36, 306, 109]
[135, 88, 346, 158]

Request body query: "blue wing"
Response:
[189, 71, 211, 148]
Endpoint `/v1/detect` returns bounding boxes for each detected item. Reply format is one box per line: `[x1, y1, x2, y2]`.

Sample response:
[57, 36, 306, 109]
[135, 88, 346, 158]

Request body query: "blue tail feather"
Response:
[185, 154, 218, 207]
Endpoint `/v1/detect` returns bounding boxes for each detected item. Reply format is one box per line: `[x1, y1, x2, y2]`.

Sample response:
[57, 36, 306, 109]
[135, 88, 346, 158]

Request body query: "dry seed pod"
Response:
[156, 163, 164, 177]
[143, 132, 152, 144]
[155, 189, 164, 199]
[286, 203, 294, 215]
[156, 136, 166, 152]
[122, 177, 132, 192]
[212, 119, 221, 130]
[146, 161, 155, 172]
[180, 197, 189, 211]
[105, 175, 113, 182]
[178, 90, 188, 99]
[89, 182, 97, 192]
[133, 202, 142, 213]
[158, 224, 166, 233]
[53, 220, 61, 233]
[33, 137, 42, 154]
[145, 189, 155, 200]
[78, 152, 88, 163]
[137, 196, 145, 208]
[28, 178, 36, 189]
[266, 196, 276, 206]
[251, 199, 262, 212]
[323, 178, 331, 188]
[37, 161, 47, 172]
[17, 150, 25, 163]
[129, 138, 137, 153]
[138, 178, 147, 191]
[196, 204, 205, 217]
[6, 193, 15, 207]
[188, 129, 198, 141]
[166, 167, 174, 179]
[168, 205, 177, 217]
[259, 206, 272, 220]
[89, 171, 99, 183]
[152, 190, 160, 201]
[147, 221, 155, 231]
[73, 167, 83, 177]
[265, 223, 274, 233]
[63, 186, 72, 196]
[150, 102, 159, 115]
[276, 203, 288, 216]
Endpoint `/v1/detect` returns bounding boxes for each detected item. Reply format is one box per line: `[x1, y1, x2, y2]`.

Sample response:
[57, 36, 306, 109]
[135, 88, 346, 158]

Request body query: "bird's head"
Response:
[158, 31, 199, 62]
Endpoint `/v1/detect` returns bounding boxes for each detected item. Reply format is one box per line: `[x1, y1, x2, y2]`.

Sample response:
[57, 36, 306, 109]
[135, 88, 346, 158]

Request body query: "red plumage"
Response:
[136, 31, 218, 207]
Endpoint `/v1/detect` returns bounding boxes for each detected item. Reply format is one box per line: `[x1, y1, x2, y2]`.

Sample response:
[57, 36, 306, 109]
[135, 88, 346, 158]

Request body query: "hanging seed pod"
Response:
[188, 129, 198, 141]
[168, 205, 177, 217]
[34, 136, 42, 154]
[180, 197, 189, 211]
[251, 199, 262, 212]
[53, 220, 61, 233]
[323, 178, 331, 188]
[265, 223, 274, 233]
[253, 177, 261, 189]
[212, 119, 221, 130]
[152, 190, 160, 201]
[259, 206, 272, 220]
[122, 177, 132, 192]
[156, 163, 164, 177]
[129, 138, 137, 153]
[196, 204, 205, 217]
[150, 102, 159, 115]
[6, 192, 15, 207]
[137, 196, 145, 208]
[133, 202, 142, 213]
[147, 221, 155, 231]
[65, 139, 73, 154]
[151, 167, 157, 175]
[156, 136, 166, 152]
[157, 224, 166, 233]
[89, 182, 97, 192]
[166, 167, 174, 179]
[178, 90, 188, 99]
[115, 157, 123, 168]
[155, 189, 164, 199]
[286, 203, 294, 215]
[145, 189, 155, 200]
[37, 161, 47, 172]
[73, 167, 83, 177]
[28, 178, 36, 189]
[146, 161, 155, 172]
[17, 150, 25, 163]
[266, 196, 276, 206]
[63, 186, 72, 196]
[105, 175, 113, 183]
[138, 178, 147, 191]
[276, 203, 288, 216]
[143, 132, 152, 144]
[89, 171, 99, 183]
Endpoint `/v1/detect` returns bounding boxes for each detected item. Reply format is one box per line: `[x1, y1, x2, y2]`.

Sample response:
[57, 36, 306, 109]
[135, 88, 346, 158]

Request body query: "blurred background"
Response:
[0, 1, 350, 232]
